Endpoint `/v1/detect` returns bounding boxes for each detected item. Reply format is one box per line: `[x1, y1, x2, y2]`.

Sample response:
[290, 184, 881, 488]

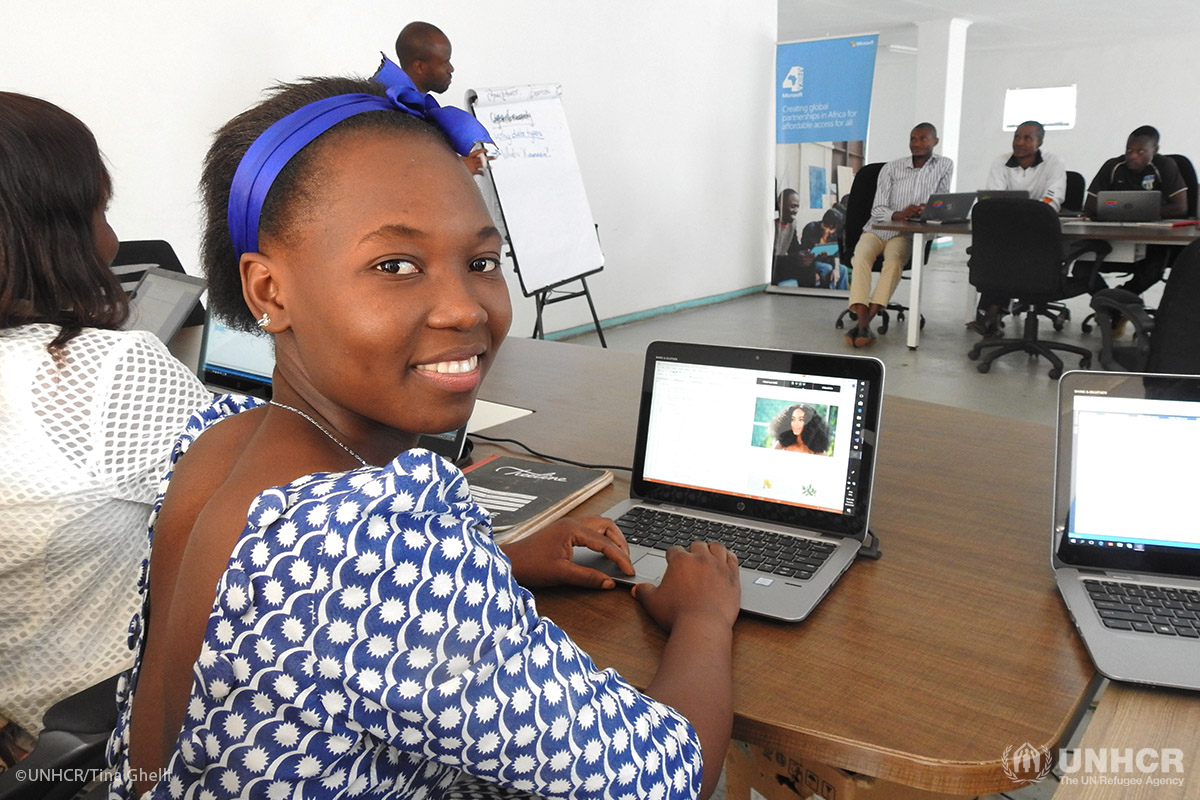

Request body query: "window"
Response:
[1003, 85, 1076, 131]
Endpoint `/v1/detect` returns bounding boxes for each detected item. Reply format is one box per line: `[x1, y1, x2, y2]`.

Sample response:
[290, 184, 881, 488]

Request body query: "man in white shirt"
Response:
[985, 120, 1066, 209]
[969, 120, 1067, 336]
[845, 123, 953, 347]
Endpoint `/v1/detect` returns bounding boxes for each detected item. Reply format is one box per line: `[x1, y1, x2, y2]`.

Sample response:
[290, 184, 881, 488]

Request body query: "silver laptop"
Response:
[123, 267, 205, 344]
[576, 341, 885, 622]
[1094, 190, 1161, 222]
[1052, 371, 1200, 691]
[973, 189, 1029, 202]
[912, 192, 976, 223]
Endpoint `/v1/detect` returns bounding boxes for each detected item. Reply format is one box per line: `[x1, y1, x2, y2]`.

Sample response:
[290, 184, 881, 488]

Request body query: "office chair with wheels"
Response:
[1089, 238, 1200, 373]
[967, 198, 1110, 379]
[0, 674, 119, 800]
[833, 162, 926, 334]
[1063, 170, 1086, 213]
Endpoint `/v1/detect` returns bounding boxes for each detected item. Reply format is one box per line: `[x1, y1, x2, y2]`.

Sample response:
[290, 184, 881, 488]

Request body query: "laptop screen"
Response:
[123, 267, 206, 344]
[198, 313, 470, 458]
[199, 314, 276, 397]
[632, 342, 884, 538]
[1055, 371, 1200, 578]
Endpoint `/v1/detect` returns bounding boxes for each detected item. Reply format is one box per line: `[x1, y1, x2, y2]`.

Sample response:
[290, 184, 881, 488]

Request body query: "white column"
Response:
[915, 18, 971, 190]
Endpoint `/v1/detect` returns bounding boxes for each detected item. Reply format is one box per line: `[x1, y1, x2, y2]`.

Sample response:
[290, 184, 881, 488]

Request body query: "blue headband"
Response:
[227, 54, 493, 258]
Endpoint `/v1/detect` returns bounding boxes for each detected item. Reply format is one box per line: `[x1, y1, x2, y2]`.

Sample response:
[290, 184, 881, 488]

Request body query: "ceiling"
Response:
[778, 0, 1200, 51]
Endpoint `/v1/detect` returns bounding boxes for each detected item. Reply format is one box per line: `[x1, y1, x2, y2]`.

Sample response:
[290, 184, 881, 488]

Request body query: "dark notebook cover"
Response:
[464, 455, 613, 542]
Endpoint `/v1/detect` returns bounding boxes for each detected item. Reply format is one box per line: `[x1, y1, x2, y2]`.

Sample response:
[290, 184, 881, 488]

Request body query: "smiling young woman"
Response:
[109, 65, 740, 800]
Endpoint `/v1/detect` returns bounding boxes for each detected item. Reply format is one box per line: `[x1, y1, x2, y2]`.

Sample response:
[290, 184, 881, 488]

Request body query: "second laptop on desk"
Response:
[910, 190, 1025, 224]
[574, 341, 885, 622]
[1052, 370, 1200, 691]
[1093, 190, 1162, 222]
[909, 191, 977, 223]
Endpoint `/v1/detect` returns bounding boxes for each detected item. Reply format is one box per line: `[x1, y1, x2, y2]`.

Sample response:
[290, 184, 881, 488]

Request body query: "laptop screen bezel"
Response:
[123, 266, 206, 344]
[628, 341, 885, 541]
[1053, 370, 1200, 578]
[198, 310, 275, 398]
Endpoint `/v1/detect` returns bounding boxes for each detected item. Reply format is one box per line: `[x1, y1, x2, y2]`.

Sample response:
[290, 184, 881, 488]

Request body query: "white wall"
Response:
[959, 33, 1200, 193]
[859, 31, 1200, 194]
[861, 48, 920, 163]
[1, 0, 777, 338]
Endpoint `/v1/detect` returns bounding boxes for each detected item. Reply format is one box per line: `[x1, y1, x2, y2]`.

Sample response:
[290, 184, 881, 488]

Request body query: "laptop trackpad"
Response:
[632, 552, 668, 584]
[572, 547, 666, 584]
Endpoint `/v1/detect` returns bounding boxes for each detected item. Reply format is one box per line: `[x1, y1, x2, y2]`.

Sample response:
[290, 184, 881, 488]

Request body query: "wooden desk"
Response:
[873, 220, 1200, 349]
[1054, 682, 1200, 799]
[475, 338, 1100, 796]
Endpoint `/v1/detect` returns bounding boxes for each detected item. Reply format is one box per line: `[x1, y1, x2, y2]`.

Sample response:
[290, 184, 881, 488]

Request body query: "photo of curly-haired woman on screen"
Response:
[769, 403, 833, 455]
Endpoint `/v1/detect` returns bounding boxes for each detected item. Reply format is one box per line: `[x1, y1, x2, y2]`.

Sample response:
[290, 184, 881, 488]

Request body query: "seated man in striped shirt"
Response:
[845, 122, 953, 347]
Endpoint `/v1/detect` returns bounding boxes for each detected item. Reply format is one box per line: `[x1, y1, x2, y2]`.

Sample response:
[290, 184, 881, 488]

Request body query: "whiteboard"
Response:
[470, 85, 603, 296]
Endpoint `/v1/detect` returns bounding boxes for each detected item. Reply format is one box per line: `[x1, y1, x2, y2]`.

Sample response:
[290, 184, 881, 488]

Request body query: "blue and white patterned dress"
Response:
[108, 396, 702, 800]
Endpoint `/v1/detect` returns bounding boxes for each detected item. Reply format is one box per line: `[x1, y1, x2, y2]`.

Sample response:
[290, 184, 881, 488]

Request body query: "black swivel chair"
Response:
[834, 162, 925, 334]
[1010, 171, 1086, 331]
[1090, 238, 1200, 373]
[967, 198, 1110, 379]
[1166, 153, 1198, 219]
[0, 675, 119, 800]
[1063, 170, 1086, 213]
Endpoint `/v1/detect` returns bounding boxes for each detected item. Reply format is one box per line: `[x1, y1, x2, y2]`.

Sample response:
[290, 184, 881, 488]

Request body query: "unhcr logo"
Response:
[1002, 743, 1054, 784]
[1000, 743, 1187, 788]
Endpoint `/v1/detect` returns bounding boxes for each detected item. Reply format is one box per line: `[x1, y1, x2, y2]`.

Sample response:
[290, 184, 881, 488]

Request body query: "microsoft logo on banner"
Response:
[782, 66, 803, 92]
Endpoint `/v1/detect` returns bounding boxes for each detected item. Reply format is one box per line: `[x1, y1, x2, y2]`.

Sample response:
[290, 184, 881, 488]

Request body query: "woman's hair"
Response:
[0, 92, 126, 350]
[200, 76, 453, 331]
[769, 403, 831, 454]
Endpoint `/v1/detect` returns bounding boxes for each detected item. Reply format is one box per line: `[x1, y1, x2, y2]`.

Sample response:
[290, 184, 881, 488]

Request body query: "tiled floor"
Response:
[561, 239, 1162, 430]
[559, 240, 1127, 799]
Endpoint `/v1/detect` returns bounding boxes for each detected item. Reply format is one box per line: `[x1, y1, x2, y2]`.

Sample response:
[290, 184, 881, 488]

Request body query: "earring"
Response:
[256, 312, 271, 329]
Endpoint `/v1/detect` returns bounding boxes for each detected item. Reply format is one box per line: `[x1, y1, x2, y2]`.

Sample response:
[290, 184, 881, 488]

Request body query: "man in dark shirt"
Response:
[1085, 125, 1188, 295]
[772, 189, 817, 287]
[799, 208, 845, 289]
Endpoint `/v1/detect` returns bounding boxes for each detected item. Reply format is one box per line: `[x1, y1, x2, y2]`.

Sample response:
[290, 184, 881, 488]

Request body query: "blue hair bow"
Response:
[227, 55, 493, 259]
[371, 55, 491, 157]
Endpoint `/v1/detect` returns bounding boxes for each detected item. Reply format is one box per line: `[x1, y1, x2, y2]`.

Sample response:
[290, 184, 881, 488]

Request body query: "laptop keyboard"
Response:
[1083, 579, 1200, 639]
[615, 506, 835, 580]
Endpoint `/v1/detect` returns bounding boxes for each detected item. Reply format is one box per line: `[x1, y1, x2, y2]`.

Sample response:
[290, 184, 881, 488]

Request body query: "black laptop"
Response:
[1094, 190, 1162, 222]
[197, 312, 469, 461]
[911, 192, 976, 223]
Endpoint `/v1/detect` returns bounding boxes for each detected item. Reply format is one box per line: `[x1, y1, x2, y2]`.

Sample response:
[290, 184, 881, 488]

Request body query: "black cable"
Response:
[469, 433, 633, 471]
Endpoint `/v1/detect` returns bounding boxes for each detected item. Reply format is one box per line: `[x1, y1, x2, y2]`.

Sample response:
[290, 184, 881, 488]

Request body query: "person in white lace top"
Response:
[0, 92, 211, 757]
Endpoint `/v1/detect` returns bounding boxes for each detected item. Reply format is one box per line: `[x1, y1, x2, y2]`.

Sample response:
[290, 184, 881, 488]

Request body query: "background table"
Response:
[873, 219, 1200, 349]
[1054, 682, 1200, 799]
[475, 337, 1100, 796]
